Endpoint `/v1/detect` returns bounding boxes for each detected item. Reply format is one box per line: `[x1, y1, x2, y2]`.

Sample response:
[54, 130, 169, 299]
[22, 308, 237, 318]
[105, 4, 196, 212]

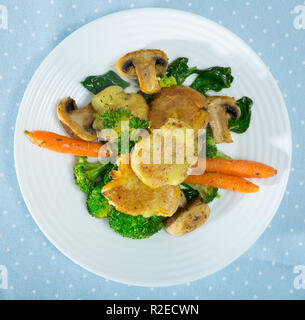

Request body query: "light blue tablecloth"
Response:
[0, 0, 304, 300]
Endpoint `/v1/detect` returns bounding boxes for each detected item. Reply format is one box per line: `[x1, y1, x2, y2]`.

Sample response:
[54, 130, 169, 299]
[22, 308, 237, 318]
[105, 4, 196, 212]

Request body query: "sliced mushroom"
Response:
[164, 197, 210, 236]
[116, 49, 168, 94]
[57, 97, 97, 141]
[204, 96, 241, 144]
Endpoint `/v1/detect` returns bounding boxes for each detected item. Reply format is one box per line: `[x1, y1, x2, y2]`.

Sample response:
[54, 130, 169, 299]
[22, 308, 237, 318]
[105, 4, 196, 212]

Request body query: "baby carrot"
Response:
[185, 172, 259, 193]
[205, 158, 277, 178]
[24, 130, 108, 157]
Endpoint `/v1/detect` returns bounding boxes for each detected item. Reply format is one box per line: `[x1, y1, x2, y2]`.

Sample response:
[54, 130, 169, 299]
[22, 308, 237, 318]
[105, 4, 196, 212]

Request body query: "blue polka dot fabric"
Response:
[0, 0, 304, 300]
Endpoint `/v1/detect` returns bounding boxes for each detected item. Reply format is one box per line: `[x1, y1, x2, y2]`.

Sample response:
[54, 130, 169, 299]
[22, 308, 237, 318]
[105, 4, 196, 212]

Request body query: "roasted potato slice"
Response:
[102, 156, 181, 218]
[164, 197, 210, 236]
[92, 85, 148, 130]
[131, 119, 198, 189]
[149, 86, 208, 134]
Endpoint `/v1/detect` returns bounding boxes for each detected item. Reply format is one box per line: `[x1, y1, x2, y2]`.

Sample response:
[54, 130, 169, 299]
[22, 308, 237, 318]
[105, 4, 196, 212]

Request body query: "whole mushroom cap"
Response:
[57, 97, 97, 142]
[204, 96, 241, 144]
[116, 49, 168, 94]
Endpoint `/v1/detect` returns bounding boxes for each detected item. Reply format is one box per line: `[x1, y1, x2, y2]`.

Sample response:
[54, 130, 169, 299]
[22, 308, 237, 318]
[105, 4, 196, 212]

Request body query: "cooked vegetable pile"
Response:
[25, 48, 277, 240]
[73, 152, 164, 239]
[95, 108, 149, 154]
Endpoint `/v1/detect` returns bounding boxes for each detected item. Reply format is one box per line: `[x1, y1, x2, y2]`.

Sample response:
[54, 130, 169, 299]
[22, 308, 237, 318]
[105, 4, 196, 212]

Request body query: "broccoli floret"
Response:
[206, 126, 218, 159]
[97, 108, 149, 154]
[74, 157, 110, 194]
[205, 126, 231, 159]
[102, 163, 116, 185]
[196, 185, 219, 204]
[108, 210, 163, 239]
[87, 185, 114, 218]
[158, 74, 177, 88]
[73, 157, 117, 219]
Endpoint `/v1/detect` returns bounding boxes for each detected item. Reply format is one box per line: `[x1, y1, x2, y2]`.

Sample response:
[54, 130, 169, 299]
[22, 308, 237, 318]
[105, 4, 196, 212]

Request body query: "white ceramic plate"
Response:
[14, 8, 291, 287]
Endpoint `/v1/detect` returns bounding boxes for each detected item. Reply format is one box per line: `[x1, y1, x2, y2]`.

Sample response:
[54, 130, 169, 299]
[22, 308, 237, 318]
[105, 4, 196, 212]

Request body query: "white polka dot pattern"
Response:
[0, 0, 304, 300]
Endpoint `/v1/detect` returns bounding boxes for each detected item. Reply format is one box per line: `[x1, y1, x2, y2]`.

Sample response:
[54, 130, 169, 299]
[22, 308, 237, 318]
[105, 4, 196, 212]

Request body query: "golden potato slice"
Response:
[149, 86, 208, 133]
[131, 119, 198, 189]
[164, 197, 210, 236]
[102, 156, 181, 218]
[91, 85, 148, 127]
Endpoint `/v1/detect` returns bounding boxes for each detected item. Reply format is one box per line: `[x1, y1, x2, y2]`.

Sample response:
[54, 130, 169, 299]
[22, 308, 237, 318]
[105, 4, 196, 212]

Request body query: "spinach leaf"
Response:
[166, 57, 197, 85]
[166, 58, 234, 95]
[81, 71, 130, 94]
[190, 67, 234, 96]
[229, 96, 253, 134]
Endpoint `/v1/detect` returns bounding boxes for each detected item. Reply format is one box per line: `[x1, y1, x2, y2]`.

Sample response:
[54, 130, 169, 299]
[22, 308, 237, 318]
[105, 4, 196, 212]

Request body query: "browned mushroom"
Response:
[116, 49, 168, 94]
[204, 96, 241, 144]
[164, 197, 210, 236]
[57, 97, 97, 141]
